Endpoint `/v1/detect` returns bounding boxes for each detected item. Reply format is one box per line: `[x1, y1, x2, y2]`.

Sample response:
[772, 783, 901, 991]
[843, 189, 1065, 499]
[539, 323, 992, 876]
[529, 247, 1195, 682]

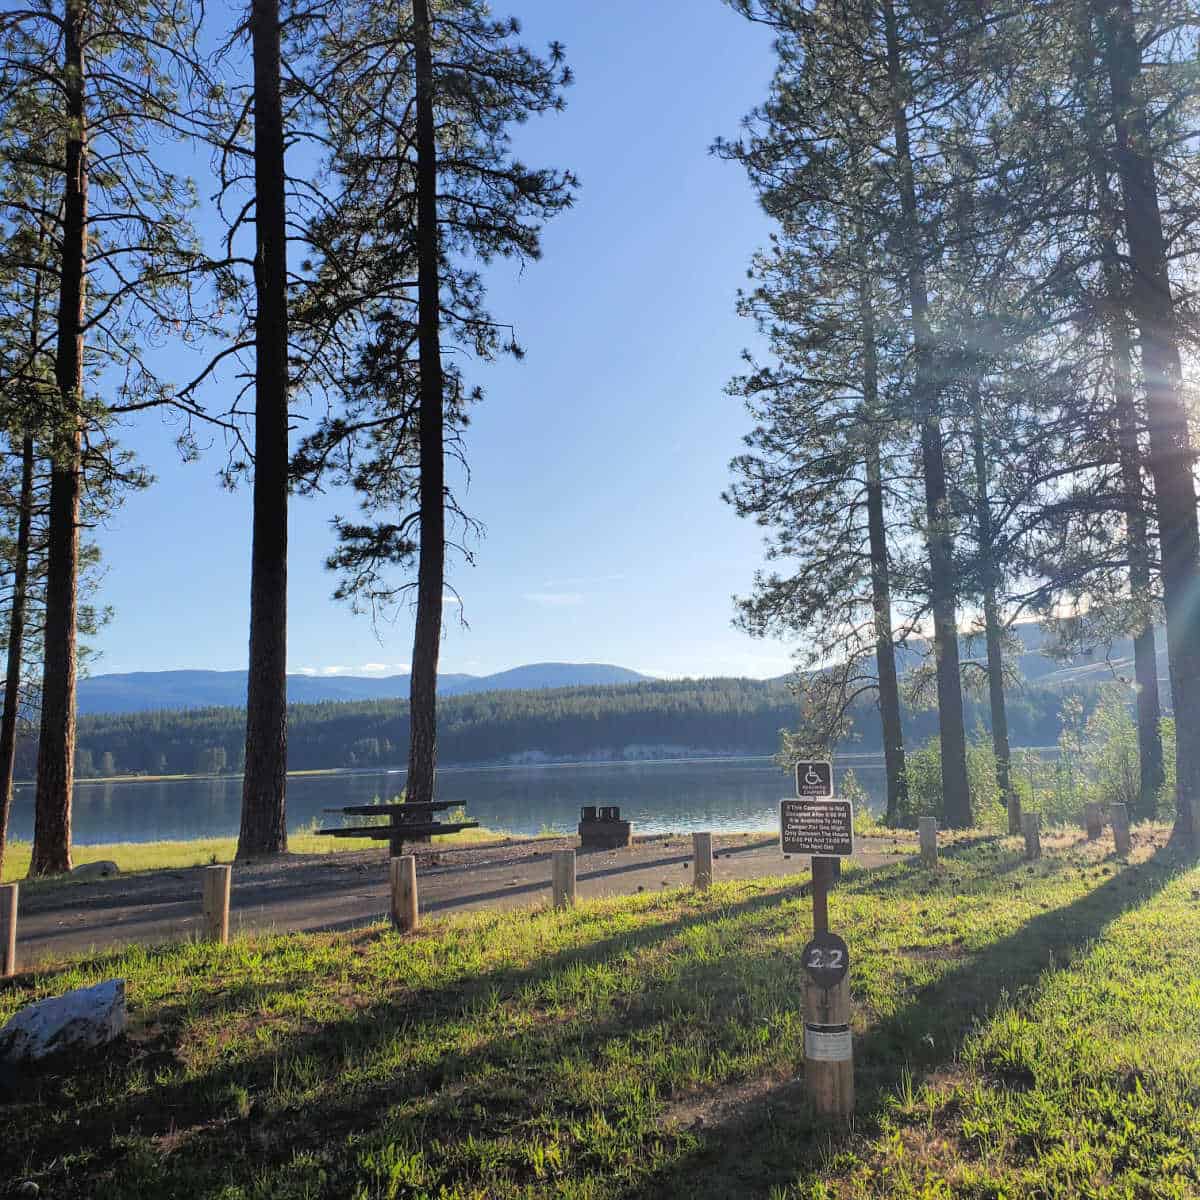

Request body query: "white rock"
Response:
[0, 980, 126, 1063]
[70, 860, 120, 880]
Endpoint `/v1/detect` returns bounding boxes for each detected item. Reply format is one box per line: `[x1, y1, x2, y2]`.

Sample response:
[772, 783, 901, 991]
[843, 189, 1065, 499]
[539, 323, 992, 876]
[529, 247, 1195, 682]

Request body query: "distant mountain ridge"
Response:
[77, 663, 652, 715]
[78, 621, 1166, 718]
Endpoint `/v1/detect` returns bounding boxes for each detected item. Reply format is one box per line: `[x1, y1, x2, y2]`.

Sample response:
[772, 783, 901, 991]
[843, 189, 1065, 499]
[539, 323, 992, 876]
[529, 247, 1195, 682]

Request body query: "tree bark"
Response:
[0, 433, 35, 877]
[1081, 33, 1167, 823]
[403, 0, 447, 846]
[1110, 278, 1165, 819]
[238, 0, 289, 858]
[31, 0, 88, 877]
[969, 382, 1018, 833]
[1099, 0, 1200, 842]
[882, 0, 971, 826]
[858, 252, 907, 824]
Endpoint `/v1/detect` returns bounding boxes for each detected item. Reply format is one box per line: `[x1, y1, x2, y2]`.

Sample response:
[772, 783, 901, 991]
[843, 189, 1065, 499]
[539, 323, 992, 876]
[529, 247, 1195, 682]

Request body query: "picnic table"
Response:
[317, 801, 479, 856]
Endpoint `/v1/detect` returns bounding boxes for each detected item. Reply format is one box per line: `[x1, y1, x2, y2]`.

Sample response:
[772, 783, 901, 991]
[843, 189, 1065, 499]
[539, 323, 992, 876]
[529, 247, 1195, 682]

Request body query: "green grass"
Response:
[1, 825, 515, 883]
[1, 827, 1197, 1198]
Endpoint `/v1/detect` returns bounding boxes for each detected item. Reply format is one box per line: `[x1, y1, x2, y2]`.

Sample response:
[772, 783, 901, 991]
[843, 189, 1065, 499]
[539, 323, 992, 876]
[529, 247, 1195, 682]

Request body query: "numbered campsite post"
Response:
[785, 763, 855, 1120]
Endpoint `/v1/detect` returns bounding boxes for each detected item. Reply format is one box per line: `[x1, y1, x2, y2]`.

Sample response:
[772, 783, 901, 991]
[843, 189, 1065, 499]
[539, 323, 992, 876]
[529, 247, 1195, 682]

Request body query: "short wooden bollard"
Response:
[693, 832, 713, 890]
[2, 883, 17, 977]
[1021, 812, 1042, 861]
[390, 855, 419, 931]
[1111, 803, 1132, 856]
[202, 865, 231, 945]
[1084, 802, 1104, 841]
[918, 817, 938, 867]
[552, 850, 577, 909]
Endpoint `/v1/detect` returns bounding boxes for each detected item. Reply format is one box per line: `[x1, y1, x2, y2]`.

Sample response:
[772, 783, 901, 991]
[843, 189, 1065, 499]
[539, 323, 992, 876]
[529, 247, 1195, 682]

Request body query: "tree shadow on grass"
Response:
[613, 840, 1193, 1199]
[0, 877, 817, 1181]
[3, 844, 1188, 1199]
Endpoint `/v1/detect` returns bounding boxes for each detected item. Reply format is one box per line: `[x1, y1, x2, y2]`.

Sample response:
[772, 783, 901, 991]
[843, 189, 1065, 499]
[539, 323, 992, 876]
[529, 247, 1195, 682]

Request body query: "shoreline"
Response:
[11, 744, 1063, 790]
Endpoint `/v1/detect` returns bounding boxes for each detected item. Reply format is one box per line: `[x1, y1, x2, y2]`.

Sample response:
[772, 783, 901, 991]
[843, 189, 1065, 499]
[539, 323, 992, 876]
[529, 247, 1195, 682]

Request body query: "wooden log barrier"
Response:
[693, 832, 713, 891]
[918, 817, 938, 868]
[552, 850, 577, 909]
[390, 855, 419, 931]
[2, 883, 16, 977]
[1021, 811, 1042, 861]
[1110, 803, 1132, 857]
[202, 865, 231, 945]
[1084, 801, 1104, 841]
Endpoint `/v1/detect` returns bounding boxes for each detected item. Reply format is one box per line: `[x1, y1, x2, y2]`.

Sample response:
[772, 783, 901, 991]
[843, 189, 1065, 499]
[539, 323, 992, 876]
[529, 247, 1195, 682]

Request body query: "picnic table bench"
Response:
[317, 801, 479, 856]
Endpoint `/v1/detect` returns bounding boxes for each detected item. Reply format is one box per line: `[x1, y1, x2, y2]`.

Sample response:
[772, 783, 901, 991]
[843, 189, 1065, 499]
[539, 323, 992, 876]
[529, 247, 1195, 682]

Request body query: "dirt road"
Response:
[10, 833, 912, 967]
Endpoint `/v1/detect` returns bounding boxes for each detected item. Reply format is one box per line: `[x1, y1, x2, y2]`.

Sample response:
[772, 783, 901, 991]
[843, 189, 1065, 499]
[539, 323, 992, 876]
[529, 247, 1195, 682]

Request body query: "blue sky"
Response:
[91, 1, 793, 681]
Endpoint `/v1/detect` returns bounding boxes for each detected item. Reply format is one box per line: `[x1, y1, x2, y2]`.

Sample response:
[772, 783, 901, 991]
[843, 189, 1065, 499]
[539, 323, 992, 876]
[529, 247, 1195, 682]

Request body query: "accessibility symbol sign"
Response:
[794, 760, 833, 798]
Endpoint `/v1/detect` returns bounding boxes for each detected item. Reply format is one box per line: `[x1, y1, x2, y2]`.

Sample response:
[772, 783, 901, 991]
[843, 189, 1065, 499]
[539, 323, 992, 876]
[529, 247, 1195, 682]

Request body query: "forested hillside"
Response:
[29, 677, 1076, 779]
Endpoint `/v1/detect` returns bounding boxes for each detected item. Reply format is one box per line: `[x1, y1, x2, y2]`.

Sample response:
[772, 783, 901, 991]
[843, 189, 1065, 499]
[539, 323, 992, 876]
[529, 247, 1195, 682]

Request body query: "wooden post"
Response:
[805, 855, 852, 1118]
[804, 975, 854, 1118]
[693, 832, 713, 890]
[811, 856, 835, 933]
[1021, 811, 1041, 861]
[2, 883, 16, 977]
[390, 855, 419, 931]
[202, 865, 231, 945]
[1111, 803, 1132, 856]
[1084, 801, 1104, 840]
[918, 817, 938, 867]
[552, 850, 577, 909]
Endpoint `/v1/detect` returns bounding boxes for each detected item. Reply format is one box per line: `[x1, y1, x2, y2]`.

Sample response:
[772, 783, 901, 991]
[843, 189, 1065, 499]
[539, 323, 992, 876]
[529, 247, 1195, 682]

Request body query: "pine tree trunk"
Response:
[1082, 16, 1166, 823]
[30, 0, 87, 878]
[983, 588, 1015, 831]
[866, 437, 908, 825]
[1110, 286, 1165, 820]
[238, 0, 289, 858]
[404, 0, 447, 846]
[0, 434, 35, 877]
[1100, 0, 1200, 843]
[858, 252, 907, 824]
[882, 0, 971, 827]
[969, 382, 1017, 833]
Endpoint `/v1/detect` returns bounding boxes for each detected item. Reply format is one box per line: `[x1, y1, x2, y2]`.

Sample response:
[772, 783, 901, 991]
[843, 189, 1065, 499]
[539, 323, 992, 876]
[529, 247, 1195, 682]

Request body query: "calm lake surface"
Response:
[9, 755, 910, 845]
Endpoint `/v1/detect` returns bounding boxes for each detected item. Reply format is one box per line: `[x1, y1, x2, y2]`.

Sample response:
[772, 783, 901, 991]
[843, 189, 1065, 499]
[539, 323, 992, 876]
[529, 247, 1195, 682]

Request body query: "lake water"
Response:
[8, 754, 904, 845]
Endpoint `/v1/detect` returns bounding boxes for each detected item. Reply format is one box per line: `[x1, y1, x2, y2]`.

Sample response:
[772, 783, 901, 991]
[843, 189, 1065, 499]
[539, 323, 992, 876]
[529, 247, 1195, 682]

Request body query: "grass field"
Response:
[1, 825, 512, 884]
[1, 827, 1197, 1198]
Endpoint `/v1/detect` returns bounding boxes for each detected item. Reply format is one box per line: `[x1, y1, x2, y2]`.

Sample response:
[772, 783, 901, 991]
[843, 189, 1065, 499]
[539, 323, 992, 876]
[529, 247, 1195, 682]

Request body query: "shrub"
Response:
[843, 769, 884, 834]
[898, 729, 1006, 829]
[1083, 685, 1142, 816]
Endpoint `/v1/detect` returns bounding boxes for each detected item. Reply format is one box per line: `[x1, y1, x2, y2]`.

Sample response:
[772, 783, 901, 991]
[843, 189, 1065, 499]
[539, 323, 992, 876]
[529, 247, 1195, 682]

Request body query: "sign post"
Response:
[784, 761, 854, 1119]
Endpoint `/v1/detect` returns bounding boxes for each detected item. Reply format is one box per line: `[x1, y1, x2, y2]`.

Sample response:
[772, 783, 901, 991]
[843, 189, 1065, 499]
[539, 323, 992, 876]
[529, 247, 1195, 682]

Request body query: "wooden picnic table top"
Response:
[323, 801, 456, 817]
